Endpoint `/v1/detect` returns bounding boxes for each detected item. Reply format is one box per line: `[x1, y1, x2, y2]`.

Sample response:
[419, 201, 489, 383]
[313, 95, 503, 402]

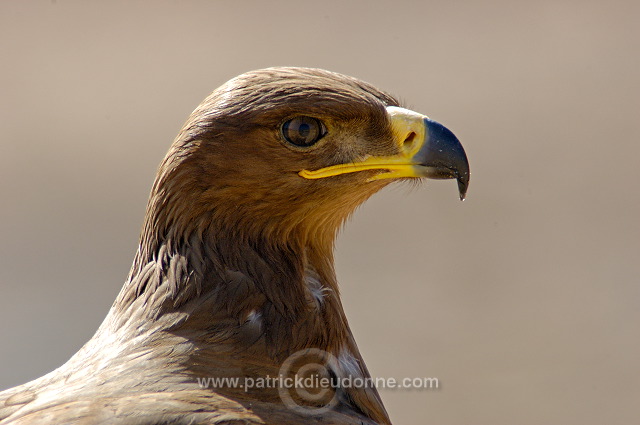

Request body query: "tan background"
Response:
[1, 1, 638, 424]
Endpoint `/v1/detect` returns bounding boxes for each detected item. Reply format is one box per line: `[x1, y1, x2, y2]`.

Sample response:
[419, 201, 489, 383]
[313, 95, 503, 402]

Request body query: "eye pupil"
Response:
[282, 116, 326, 147]
[298, 124, 310, 137]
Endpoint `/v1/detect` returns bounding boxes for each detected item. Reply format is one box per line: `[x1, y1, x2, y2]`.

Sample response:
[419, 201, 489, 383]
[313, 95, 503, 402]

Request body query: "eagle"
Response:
[0, 67, 469, 425]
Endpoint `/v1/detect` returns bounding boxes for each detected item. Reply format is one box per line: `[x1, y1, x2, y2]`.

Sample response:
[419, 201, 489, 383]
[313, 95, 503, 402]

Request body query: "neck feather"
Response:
[110, 218, 349, 358]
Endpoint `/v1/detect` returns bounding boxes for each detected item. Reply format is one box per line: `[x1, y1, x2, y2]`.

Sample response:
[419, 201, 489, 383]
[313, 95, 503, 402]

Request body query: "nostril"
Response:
[403, 131, 417, 150]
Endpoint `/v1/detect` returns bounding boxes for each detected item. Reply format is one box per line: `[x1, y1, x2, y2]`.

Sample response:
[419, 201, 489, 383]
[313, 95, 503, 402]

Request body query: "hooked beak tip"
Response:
[417, 118, 470, 201]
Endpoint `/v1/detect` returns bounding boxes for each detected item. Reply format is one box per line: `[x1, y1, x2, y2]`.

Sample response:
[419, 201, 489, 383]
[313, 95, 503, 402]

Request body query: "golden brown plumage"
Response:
[0, 67, 468, 424]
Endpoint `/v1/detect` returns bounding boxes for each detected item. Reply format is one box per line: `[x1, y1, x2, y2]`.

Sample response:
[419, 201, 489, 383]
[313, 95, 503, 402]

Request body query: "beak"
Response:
[299, 106, 470, 200]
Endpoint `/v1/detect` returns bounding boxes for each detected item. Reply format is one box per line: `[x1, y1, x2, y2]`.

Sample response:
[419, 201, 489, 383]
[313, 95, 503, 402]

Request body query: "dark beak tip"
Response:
[457, 169, 470, 201]
[458, 176, 469, 201]
[422, 118, 470, 201]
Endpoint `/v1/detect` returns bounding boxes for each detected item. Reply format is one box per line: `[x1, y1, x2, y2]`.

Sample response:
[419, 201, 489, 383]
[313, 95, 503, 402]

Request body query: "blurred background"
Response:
[0, 1, 638, 424]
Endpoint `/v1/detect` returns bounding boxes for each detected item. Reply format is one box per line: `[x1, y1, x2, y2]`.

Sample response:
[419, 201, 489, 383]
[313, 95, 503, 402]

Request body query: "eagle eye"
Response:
[281, 116, 326, 147]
